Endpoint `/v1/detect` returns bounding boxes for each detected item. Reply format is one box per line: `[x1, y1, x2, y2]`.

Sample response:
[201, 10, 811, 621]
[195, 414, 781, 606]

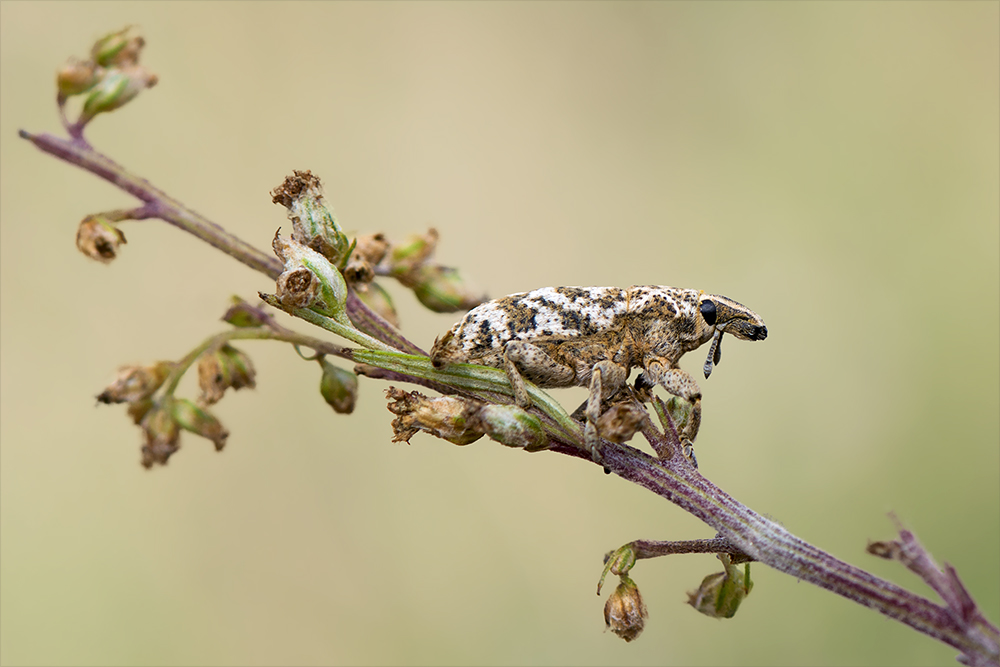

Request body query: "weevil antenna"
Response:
[704, 329, 724, 378]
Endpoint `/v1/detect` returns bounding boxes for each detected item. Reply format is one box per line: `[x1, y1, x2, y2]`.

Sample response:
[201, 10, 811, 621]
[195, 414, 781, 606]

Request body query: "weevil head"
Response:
[699, 294, 767, 342]
[698, 294, 767, 378]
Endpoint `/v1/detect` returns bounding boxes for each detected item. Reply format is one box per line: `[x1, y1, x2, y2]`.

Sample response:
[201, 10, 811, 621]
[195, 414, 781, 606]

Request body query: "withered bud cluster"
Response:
[268, 171, 485, 328]
[57, 27, 157, 127]
[387, 229, 486, 313]
[385, 388, 548, 451]
[96, 339, 257, 468]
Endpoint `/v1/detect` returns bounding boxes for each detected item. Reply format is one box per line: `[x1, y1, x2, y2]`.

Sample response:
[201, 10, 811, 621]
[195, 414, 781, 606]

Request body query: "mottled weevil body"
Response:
[430, 286, 766, 463]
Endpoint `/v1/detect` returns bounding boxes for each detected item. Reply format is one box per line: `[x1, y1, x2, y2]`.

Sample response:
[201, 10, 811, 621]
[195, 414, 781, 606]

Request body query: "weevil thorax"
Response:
[625, 286, 713, 362]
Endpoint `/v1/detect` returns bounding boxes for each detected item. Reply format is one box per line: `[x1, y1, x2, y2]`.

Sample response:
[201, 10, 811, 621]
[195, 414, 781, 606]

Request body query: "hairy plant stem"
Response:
[21, 126, 998, 666]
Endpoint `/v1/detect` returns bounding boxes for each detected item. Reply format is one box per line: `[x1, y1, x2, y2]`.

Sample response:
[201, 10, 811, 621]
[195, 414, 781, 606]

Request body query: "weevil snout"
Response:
[700, 294, 767, 378]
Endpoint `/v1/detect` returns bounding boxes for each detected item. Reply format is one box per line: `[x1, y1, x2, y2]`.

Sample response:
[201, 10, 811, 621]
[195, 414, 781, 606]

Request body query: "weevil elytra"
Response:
[430, 286, 767, 463]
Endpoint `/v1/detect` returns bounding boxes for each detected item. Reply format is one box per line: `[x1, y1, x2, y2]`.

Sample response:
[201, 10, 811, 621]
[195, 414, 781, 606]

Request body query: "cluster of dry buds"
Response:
[23, 28, 999, 659]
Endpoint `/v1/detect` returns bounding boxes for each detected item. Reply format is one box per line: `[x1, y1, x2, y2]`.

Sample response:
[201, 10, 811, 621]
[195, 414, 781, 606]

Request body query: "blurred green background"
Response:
[1, 2, 997, 666]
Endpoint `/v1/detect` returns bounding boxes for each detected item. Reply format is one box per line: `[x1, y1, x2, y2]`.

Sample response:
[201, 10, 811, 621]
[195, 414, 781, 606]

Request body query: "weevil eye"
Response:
[700, 300, 717, 326]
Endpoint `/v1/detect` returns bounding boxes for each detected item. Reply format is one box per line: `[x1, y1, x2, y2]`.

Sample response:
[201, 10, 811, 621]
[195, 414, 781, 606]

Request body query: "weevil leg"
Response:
[503, 341, 576, 408]
[643, 360, 703, 443]
[583, 360, 627, 462]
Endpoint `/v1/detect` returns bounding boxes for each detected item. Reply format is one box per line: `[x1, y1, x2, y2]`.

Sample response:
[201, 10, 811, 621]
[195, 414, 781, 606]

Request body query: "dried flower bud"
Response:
[76, 215, 127, 263]
[604, 576, 648, 642]
[687, 554, 753, 619]
[222, 297, 268, 328]
[198, 344, 256, 405]
[389, 228, 439, 276]
[275, 266, 321, 309]
[473, 404, 547, 451]
[97, 361, 173, 404]
[171, 398, 229, 451]
[596, 403, 645, 444]
[127, 398, 154, 425]
[78, 65, 157, 125]
[385, 388, 485, 446]
[342, 257, 374, 285]
[403, 264, 487, 313]
[57, 58, 101, 100]
[272, 231, 349, 320]
[353, 281, 399, 327]
[866, 539, 903, 560]
[140, 403, 180, 468]
[319, 359, 358, 414]
[271, 171, 351, 265]
[353, 233, 390, 266]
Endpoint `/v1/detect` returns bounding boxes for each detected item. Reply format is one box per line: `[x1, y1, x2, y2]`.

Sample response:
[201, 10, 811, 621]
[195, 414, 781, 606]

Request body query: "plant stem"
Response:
[19, 130, 281, 279]
[599, 433, 999, 665]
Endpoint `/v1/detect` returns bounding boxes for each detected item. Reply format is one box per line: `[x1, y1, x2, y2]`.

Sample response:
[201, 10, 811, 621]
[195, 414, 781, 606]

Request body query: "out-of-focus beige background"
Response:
[1, 3, 997, 666]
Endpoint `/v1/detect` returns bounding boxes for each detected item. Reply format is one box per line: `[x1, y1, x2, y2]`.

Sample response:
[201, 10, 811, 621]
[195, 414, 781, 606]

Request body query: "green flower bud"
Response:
[389, 229, 438, 276]
[604, 575, 648, 642]
[222, 297, 268, 328]
[272, 232, 348, 321]
[140, 403, 180, 468]
[57, 58, 101, 100]
[404, 264, 487, 313]
[76, 214, 127, 263]
[474, 404, 547, 451]
[78, 66, 157, 125]
[198, 344, 256, 405]
[353, 281, 399, 328]
[319, 359, 358, 414]
[687, 554, 753, 619]
[171, 398, 229, 451]
[597, 544, 637, 596]
[90, 27, 141, 67]
[97, 361, 174, 404]
[385, 387, 485, 446]
[271, 171, 351, 265]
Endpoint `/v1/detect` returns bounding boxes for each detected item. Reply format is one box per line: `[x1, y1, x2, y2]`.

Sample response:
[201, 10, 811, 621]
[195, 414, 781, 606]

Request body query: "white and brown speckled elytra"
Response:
[430, 286, 767, 463]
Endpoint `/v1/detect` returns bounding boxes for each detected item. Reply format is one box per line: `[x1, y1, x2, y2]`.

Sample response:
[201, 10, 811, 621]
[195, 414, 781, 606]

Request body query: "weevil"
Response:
[430, 286, 766, 464]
